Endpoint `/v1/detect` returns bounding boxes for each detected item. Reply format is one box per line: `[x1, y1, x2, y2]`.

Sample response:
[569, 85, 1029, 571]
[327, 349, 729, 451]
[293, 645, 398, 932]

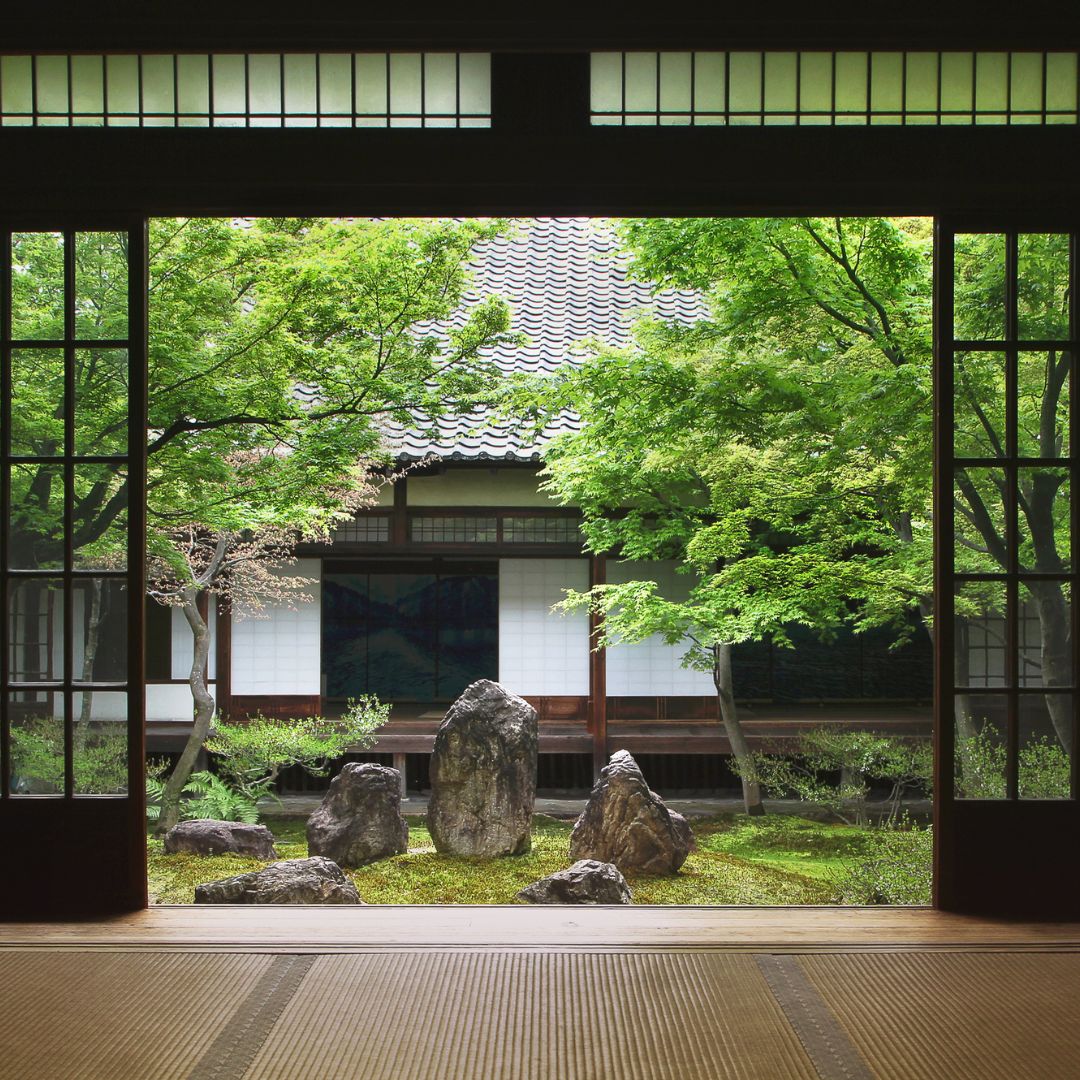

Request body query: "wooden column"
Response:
[588, 554, 607, 779]
[391, 477, 408, 546]
[393, 752, 409, 801]
[215, 594, 232, 720]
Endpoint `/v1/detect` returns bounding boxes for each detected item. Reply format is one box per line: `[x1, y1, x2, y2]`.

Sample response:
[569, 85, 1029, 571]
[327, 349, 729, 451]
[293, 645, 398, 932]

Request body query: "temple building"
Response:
[144, 217, 933, 785]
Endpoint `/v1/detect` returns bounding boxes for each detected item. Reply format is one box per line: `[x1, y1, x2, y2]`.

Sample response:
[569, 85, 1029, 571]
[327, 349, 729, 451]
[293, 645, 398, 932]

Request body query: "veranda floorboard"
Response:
[3, 905, 1079, 952]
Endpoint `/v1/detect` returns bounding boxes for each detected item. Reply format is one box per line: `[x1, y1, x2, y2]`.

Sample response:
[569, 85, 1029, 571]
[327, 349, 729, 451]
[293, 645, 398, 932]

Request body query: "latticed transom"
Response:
[0, 53, 491, 128]
[592, 51, 1080, 126]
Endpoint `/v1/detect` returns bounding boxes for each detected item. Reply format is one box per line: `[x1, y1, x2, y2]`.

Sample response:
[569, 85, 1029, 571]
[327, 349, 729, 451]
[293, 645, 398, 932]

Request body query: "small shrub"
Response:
[954, 725, 1006, 799]
[954, 727, 1070, 799]
[1019, 736, 1071, 799]
[205, 697, 389, 806]
[738, 729, 932, 824]
[11, 718, 126, 794]
[829, 818, 932, 905]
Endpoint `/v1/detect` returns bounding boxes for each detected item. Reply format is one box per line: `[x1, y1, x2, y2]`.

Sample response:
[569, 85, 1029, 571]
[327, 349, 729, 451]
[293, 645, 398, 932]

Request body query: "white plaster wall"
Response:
[146, 682, 210, 721]
[605, 560, 715, 696]
[54, 588, 220, 721]
[231, 559, 322, 695]
[80, 683, 215, 722]
[170, 596, 217, 681]
[408, 468, 559, 507]
[498, 558, 590, 695]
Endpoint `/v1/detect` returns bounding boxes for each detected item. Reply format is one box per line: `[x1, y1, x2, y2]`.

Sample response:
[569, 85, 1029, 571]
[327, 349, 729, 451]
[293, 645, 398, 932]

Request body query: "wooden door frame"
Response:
[933, 217, 1080, 916]
[0, 217, 147, 916]
[2, 20, 1079, 916]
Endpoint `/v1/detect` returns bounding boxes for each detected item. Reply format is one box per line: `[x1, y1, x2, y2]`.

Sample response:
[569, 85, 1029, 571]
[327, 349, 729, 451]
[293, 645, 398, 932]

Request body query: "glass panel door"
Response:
[323, 561, 497, 705]
[935, 222, 1079, 915]
[0, 221, 146, 915]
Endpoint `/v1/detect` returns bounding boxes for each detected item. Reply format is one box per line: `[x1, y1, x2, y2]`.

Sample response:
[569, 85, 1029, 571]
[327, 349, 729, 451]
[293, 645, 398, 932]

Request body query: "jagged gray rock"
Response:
[164, 819, 278, 860]
[194, 856, 363, 904]
[517, 860, 633, 905]
[569, 750, 694, 875]
[306, 762, 409, 868]
[428, 679, 538, 857]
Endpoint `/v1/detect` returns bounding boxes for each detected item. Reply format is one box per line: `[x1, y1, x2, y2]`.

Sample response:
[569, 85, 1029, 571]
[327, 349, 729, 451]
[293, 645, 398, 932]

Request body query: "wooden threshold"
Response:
[4, 906, 1079, 953]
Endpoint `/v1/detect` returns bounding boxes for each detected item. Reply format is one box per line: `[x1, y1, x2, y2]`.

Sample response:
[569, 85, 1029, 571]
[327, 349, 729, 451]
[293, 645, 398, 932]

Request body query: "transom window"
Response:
[0, 53, 492, 128]
[591, 51, 1080, 126]
[332, 516, 391, 544]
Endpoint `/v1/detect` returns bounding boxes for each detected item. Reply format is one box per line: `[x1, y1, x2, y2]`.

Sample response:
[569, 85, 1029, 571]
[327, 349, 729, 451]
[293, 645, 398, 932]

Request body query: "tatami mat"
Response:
[243, 951, 818, 1080]
[3, 946, 1080, 1080]
[0, 951, 274, 1080]
[799, 951, 1080, 1080]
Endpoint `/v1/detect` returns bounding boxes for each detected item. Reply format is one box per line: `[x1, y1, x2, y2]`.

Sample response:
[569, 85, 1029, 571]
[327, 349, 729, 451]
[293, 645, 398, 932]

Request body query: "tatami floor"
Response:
[3, 908, 1080, 1080]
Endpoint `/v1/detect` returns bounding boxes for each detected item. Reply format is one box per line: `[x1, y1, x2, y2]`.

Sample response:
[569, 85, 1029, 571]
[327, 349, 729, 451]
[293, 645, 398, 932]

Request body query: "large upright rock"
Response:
[164, 819, 277, 860]
[194, 856, 363, 904]
[428, 680, 538, 857]
[569, 750, 694, 875]
[517, 860, 633, 905]
[307, 763, 409, 868]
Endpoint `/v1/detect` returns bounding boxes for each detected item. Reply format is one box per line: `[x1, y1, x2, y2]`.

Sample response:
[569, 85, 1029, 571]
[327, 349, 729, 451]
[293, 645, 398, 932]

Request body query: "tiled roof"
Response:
[382, 217, 709, 461]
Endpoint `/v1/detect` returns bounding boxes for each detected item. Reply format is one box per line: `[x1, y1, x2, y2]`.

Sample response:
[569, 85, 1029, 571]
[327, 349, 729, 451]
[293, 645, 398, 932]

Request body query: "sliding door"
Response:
[0, 222, 147, 915]
[935, 222, 1080, 915]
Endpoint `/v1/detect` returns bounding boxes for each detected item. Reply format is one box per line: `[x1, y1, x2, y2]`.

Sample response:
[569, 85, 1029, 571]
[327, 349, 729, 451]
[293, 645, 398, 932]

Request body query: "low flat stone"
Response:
[164, 819, 277, 860]
[428, 680, 538, 858]
[307, 763, 409, 868]
[517, 860, 632, 905]
[194, 856, 363, 904]
[569, 750, 695, 875]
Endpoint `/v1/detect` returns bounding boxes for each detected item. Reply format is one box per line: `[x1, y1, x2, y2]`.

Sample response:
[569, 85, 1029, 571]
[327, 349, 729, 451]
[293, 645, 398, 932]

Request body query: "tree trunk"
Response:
[714, 643, 765, 816]
[1019, 467, 1072, 755]
[1025, 578, 1073, 757]
[840, 764, 866, 826]
[155, 588, 216, 834]
[919, 597, 980, 787]
[76, 579, 104, 744]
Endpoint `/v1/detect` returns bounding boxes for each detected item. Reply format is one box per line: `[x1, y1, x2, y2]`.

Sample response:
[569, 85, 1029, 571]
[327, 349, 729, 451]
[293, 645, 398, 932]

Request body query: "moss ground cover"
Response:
[147, 813, 922, 905]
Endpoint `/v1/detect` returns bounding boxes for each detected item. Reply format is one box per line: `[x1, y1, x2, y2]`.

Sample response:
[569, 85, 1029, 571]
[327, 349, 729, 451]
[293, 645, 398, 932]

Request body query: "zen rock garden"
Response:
[167, 679, 694, 905]
[428, 679, 538, 857]
[570, 750, 695, 875]
[165, 819, 278, 860]
[195, 856, 363, 905]
[517, 860, 632, 905]
[307, 762, 409, 867]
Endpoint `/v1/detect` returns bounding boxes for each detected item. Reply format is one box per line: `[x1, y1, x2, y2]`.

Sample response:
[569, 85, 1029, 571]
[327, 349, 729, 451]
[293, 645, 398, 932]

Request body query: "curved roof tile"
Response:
[384, 217, 709, 461]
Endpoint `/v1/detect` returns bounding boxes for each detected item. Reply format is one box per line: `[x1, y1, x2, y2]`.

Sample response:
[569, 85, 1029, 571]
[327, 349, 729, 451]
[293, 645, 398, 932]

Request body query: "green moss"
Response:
[695, 814, 882, 882]
[147, 812, 868, 905]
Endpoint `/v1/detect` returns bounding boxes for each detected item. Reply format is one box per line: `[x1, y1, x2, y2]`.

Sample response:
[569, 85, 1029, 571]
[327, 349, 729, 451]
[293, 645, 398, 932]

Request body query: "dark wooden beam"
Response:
[492, 54, 589, 135]
[588, 554, 608, 778]
[215, 594, 232, 720]
[392, 477, 408, 546]
[3, 127, 1080, 219]
[5, 6, 1079, 53]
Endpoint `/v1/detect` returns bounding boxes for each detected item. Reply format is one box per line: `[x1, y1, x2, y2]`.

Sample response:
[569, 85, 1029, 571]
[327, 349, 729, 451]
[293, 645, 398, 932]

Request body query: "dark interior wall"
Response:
[735, 625, 934, 702]
[6, 5, 1080, 52]
[4, 14, 1080, 220]
[4, 12, 1080, 917]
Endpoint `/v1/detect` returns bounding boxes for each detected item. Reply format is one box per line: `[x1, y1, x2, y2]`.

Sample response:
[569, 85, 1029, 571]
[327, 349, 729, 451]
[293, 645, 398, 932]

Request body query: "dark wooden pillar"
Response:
[215, 593, 232, 720]
[391, 476, 408, 546]
[588, 554, 607, 779]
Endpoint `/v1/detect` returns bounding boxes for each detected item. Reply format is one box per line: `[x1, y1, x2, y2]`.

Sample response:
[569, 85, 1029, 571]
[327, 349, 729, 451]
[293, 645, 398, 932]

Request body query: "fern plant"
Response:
[146, 769, 258, 824]
[183, 771, 260, 823]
